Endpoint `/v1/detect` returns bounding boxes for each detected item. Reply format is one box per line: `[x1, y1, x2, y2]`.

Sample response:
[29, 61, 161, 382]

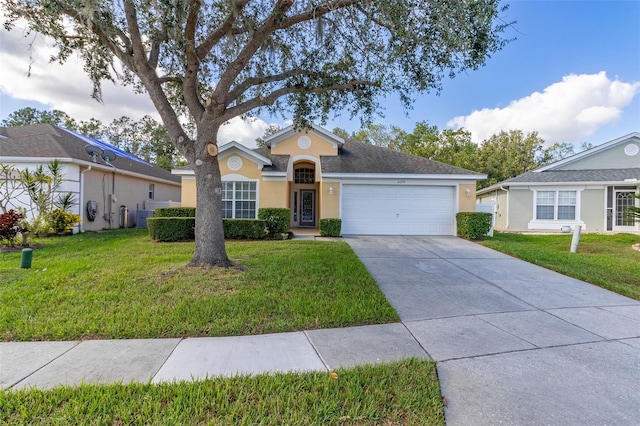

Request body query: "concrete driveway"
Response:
[345, 235, 640, 426]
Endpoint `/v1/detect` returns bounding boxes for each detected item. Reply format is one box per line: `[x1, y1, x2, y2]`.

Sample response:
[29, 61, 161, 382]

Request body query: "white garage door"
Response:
[341, 184, 455, 235]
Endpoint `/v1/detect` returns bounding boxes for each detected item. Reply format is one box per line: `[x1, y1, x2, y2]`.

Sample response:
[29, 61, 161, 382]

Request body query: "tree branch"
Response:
[184, 0, 205, 121]
[121, 1, 192, 158]
[148, 32, 168, 70]
[195, 0, 250, 60]
[222, 78, 380, 120]
[212, 0, 295, 112]
[60, 8, 131, 65]
[278, 0, 365, 29]
[226, 69, 316, 105]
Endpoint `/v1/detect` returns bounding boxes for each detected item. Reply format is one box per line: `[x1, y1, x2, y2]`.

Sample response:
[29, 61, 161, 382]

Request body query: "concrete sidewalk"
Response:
[1, 323, 429, 390]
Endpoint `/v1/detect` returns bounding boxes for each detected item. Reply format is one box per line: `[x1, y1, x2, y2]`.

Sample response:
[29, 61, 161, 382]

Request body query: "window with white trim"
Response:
[222, 181, 256, 219]
[535, 190, 576, 220]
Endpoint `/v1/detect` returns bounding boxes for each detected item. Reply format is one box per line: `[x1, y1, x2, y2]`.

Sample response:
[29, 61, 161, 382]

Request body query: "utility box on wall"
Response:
[136, 210, 154, 228]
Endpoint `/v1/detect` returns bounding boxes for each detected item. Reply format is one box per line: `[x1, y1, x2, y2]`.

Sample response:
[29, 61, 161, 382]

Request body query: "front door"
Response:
[614, 190, 637, 232]
[300, 190, 316, 227]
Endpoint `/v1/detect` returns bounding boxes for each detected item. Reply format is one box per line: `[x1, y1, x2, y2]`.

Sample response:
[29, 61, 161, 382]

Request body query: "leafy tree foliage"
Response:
[104, 115, 180, 169]
[4, 0, 510, 267]
[625, 194, 640, 223]
[1, 107, 76, 128]
[255, 123, 282, 148]
[477, 130, 545, 187]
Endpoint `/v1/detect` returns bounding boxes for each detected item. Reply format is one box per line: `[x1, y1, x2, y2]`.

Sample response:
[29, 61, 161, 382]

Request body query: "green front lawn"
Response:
[0, 359, 445, 425]
[0, 229, 398, 341]
[480, 232, 640, 300]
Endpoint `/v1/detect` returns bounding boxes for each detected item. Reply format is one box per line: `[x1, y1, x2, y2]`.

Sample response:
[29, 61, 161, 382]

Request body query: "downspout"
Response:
[80, 165, 92, 232]
[499, 185, 509, 229]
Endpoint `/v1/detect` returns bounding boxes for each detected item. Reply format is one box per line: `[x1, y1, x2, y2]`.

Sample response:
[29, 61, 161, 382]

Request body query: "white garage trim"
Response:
[340, 183, 456, 235]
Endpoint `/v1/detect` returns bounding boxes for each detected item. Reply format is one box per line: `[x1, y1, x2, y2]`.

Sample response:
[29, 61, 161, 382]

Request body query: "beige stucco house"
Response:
[1, 124, 181, 232]
[477, 132, 640, 234]
[174, 124, 485, 235]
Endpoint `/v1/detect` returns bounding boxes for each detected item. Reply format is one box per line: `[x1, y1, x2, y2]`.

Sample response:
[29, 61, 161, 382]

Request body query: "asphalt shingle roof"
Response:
[325, 140, 481, 175]
[253, 146, 289, 172]
[504, 168, 640, 183]
[0, 124, 180, 183]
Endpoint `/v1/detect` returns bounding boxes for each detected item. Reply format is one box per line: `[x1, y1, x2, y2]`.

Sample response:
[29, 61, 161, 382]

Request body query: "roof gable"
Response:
[537, 132, 640, 172]
[218, 141, 272, 167]
[264, 124, 344, 150]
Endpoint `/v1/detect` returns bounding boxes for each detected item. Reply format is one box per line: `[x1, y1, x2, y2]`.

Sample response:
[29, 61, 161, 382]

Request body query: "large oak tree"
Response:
[3, 0, 510, 267]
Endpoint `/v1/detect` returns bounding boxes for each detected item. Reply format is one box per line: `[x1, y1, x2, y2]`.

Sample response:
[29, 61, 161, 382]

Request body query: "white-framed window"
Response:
[148, 183, 155, 200]
[222, 181, 256, 219]
[535, 190, 576, 220]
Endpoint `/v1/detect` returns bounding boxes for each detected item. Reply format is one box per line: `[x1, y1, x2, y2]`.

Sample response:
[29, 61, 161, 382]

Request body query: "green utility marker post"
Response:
[20, 248, 33, 269]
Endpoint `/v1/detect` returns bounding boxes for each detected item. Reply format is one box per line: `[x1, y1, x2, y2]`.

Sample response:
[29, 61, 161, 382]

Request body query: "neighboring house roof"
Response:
[503, 168, 640, 184]
[477, 132, 640, 195]
[0, 124, 180, 184]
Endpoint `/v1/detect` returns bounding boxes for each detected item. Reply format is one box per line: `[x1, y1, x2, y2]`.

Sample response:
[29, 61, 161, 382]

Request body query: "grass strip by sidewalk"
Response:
[0, 358, 444, 426]
[0, 229, 398, 341]
[480, 232, 640, 300]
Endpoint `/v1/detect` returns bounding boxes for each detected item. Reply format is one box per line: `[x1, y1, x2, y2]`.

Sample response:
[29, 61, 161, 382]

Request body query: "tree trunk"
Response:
[188, 134, 232, 268]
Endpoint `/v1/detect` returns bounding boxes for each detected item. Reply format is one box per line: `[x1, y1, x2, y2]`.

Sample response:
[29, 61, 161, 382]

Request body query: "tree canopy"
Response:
[3, 0, 511, 267]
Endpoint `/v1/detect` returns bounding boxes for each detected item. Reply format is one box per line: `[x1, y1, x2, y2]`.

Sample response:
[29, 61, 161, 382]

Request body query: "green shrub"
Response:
[258, 208, 290, 235]
[147, 217, 195, 241]
[153, 207, 196, 218]
[47, 208, 81, 233]
[456, 212, 492, 240]
[223, 219, 268, 240]
[319, 218, 342, 237]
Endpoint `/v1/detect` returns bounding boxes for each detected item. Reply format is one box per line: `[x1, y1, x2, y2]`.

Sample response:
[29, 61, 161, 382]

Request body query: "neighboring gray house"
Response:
[0, 124, 181, 232]
[477, 132, 640, 234]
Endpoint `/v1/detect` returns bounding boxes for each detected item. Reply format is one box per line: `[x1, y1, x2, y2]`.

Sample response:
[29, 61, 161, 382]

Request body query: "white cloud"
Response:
[217, 116, 272, 148]
[447, 72, 640, 144]
[0, 19, 272, 148]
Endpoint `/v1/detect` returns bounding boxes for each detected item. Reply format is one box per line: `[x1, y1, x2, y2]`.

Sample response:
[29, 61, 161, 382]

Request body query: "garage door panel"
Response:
[341, 184, 454, 235]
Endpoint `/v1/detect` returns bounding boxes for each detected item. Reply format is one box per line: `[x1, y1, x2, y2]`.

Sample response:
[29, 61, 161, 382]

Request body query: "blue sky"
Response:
[1, 1, 639, 148]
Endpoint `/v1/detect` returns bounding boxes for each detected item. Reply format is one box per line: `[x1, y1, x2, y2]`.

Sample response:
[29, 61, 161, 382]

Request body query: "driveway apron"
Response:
[345, 236, 640, 426]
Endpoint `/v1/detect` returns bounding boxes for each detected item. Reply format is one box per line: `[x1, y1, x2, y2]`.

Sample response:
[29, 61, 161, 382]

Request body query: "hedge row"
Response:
[153, 207, 196, 218]
[319, 218, 342, 237]
[456, 212, 492, 240]
[257, 208, 290, 235]
[147, 217, 271, 241]
[148, 207, 291, 241]
[147, 217, 195, 242]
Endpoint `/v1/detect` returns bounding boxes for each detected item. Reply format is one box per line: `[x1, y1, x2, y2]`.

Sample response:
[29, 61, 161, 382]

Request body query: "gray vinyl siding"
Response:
[477, 189, 508, 230]
[580, 188, 606, 232]
[555, 142, 640, 170]
[508, 188, 533, 230]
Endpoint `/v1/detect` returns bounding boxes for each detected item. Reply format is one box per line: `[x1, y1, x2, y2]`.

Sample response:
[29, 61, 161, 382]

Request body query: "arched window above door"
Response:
[294, 167, 315, 184]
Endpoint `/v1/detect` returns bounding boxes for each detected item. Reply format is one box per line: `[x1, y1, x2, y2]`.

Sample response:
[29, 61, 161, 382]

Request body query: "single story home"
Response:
[477, 132, 640, 234]
[0, 124, 181, 232]
[174, 124, 485, 235]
